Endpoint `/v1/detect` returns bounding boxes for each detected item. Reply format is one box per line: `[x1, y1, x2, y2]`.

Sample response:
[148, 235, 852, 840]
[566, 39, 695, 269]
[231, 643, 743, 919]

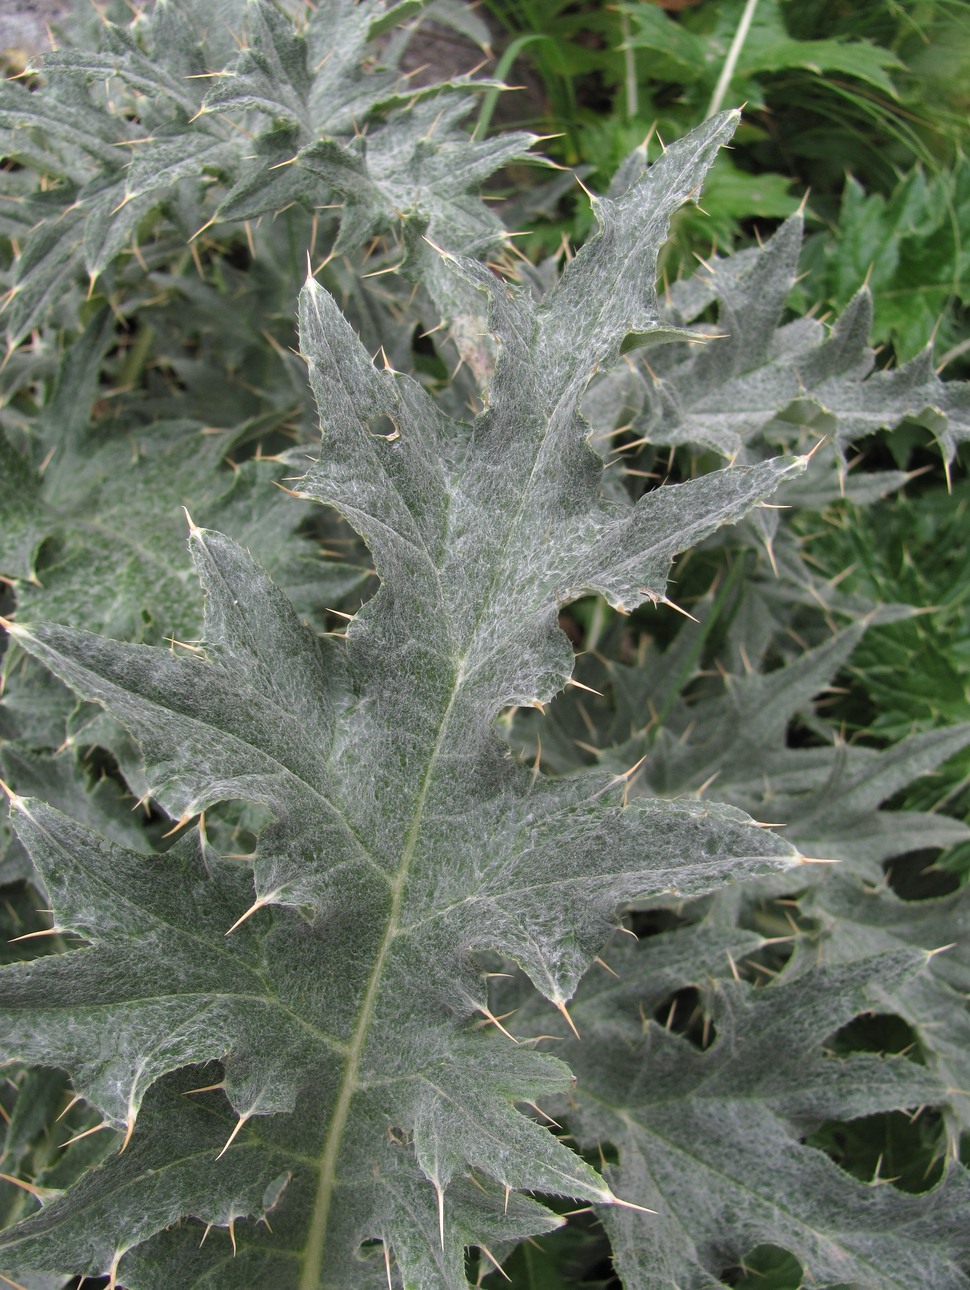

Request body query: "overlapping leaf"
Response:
[507, 559, 970, 1185]
[583, 214, 970, 469]
[0, 116, 806, 1286]
[512, 603, 970, 882]
[0, 312, 328, 644]
[525, 932, 970, 1290]
[796, 875, 970, 1140]
[0, 0, 534, 353]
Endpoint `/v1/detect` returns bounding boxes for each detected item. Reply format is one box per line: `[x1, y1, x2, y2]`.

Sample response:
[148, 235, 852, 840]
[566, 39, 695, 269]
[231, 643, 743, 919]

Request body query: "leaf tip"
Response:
[925, 942, 956, 962]
[478, 1244, 511, 1281]
[661, 596, 699, 624]
[604, 1191, 658, 1216]
[572, 170, 601, 209]
[566, 678, 604, 697]
[799, 436, 828, 467]
[477, 1004, 518, 1043]
[0, 777, 24, 811]
[0, 615, 28, 643]
[421, 234, 457, 263]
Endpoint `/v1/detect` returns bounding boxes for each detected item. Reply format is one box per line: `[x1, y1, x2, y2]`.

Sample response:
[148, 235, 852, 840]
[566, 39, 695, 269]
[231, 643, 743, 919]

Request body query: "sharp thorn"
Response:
[225, 895, 272, 936]
[215, 1112, 251, 1160]
[606, 1192, 658, 1214]
[477, 1005, 518, 1044]
[566, 678, 604, 697]
[477, 1244, 510, 1281]
[552, 996, 580, 1040]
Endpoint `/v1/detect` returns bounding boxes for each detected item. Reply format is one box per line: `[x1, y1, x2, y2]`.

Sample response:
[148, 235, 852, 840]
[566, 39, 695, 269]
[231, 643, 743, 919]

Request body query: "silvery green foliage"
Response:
[508, 571, 970, 1232]
[520, 932, 970, 1289]
[0, 0, 533, 348]
[511, 580, 970, 874]
[0, 117, 807, 1287]
[0, 309, 365, 642]
[582, 214, 970, 471]
[796, 875, 970, 1142]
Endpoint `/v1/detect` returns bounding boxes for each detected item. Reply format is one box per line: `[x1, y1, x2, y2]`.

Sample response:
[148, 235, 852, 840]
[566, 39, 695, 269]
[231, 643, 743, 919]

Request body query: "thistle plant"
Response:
[0, 4, 968, 1288]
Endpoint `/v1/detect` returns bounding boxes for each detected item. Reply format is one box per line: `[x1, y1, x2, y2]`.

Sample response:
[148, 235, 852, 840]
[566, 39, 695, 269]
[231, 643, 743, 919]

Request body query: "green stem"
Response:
[619, 7, 638, 121]
[706, 0, 761, 118]
[474, 33, 551, 139]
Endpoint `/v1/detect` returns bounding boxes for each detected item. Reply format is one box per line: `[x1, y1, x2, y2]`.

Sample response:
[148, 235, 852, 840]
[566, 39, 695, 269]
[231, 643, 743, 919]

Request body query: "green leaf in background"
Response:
[622, 5, 707, 85]
[797, 163, 970, 362]
[624, 0, 904, 110]
[739, 2, 904, 99]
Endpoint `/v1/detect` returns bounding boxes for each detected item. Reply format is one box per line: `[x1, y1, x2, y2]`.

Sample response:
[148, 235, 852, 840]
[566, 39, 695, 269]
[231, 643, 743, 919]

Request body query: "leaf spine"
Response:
[0, 1173, 52, 1203]
[224, 893, 276, 936]
[605, 1192, 658, 1215]
[552, 997, 580, 1040]
[477, 1244, 510, 1281]
[476, 1005, 518, 1044]
[60, 1122, 115, 1148]
[435, 1179, 445, 1250]
[566, 678, 604, 697]
[216, 1111, 251, 1160]
[119, 1115, 136, 1154]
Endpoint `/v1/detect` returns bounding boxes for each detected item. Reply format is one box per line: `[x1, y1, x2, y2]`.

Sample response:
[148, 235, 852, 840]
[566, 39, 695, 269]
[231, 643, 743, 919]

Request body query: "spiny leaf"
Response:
[512, 603, 970, 881]
[0, 0, 529, 352]
[798, 874, 970, 1139]
[583, 214, 970, 468]
[0, 117, 804, 1286]
[532, 936, 970, 1290]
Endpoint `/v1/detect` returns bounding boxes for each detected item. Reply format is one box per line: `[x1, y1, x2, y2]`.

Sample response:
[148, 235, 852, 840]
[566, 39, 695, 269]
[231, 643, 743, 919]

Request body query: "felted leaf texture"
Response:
[511, 605, 970, 883]
[0, 0, 534, 351]
[0, 312, 333, 645]
[797, 873, 970, 1141]
[533, 931, 970, 1290]
[0, 116, 806, 1287]
[583, 214, 970, 469]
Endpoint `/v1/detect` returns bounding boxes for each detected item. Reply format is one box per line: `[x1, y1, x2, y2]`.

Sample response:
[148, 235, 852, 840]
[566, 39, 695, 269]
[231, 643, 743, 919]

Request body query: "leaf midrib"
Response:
[296, 357, 614, 1277]
[298, 662, 466, 1288]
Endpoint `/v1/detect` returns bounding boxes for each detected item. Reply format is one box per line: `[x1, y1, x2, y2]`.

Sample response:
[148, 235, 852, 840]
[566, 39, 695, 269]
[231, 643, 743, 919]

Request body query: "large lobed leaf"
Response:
[526, 929, 970, 1289]
[0, 116, 806, 1286]
[583, 214, 970, 471]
